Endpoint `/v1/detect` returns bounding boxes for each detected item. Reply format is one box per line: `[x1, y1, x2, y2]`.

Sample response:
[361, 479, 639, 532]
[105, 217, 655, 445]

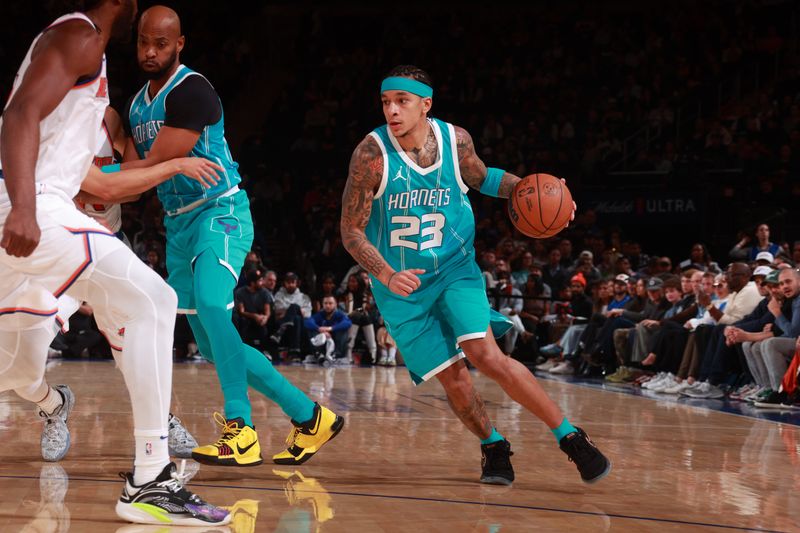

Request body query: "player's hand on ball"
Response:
[1, 207, 40, 257]
[388, 268, 425, 297]
[560, 178, 577, 227]
[176, 157, 222, 188]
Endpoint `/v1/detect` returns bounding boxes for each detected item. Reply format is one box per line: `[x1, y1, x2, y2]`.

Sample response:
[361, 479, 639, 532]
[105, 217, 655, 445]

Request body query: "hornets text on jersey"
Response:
[365, 118, 474, 277]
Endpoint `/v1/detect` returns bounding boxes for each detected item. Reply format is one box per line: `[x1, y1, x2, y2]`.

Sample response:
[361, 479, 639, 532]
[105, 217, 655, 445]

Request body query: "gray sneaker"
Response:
[40, 385, 74, 462]
[168, 414, 198, 458]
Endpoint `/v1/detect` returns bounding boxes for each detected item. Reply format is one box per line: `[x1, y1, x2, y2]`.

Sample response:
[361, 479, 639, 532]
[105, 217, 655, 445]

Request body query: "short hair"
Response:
[702, 271, 716, 280]
[322, 295, 337, 303]
[246, 269, 262, 285]
[682, 268, 699, 279]
[385, 65, 433, 88]
[662, 276, 682, 291]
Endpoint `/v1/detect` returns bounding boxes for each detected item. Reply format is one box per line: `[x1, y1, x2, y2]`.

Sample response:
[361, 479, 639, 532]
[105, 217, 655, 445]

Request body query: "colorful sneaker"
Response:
[168, 413, 198, 459]
[728, 383, 757, 401]
[559, 427, 612, 484]
[480, 439, 515, 485]
[40, 385, 75, 462]
[116, 462, 230, 526]
[273, 403, 344, 465]
[192, 413, 262, 467]
[754, 391, 800, 410]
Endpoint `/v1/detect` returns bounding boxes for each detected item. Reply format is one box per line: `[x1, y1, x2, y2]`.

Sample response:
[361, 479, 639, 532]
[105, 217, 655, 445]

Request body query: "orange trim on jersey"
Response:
[0, 306, 58, 318]
[72, 72, 101, 89]
[53, 234, 92, 298]
[100, 330, 123, 352]
[63, 226, 115, 237]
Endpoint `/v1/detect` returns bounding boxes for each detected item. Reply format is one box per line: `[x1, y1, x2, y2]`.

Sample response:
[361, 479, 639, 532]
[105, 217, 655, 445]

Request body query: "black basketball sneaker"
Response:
[480, 439, 515, 485]
[559, 427, 612, 483]
[115, 462, 230, 526]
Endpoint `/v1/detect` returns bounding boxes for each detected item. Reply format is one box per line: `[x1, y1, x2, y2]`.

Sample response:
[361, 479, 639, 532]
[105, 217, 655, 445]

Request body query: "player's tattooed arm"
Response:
[341, 136, 393, 284]
[445, 389, 493, 440]
[454, 125, 520, 199]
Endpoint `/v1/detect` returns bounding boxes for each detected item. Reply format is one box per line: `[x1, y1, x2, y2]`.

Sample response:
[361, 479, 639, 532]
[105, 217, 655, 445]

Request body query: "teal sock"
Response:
[551, 417, 578, 442]
[480, 427, 505, 445]
[241, 344, 315, 423]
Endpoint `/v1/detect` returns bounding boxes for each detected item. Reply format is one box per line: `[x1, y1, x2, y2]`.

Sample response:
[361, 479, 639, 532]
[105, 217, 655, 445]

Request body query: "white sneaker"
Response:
[168, 414, 198, 459]
[650, 375, 678, 392]
[678, 381, 702, 396]
[642, 372, 668, 389]
[663, 380, 691, 395]
[535, 359, 558, 371]
[549, 361, 574, 374]
[683, 381, 724, 399]
[40, 385, 75, 462]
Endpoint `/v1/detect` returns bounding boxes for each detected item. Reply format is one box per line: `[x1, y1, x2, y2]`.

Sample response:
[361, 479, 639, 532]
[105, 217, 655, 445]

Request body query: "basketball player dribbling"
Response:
[121, 6, 342, 468]
[0, 1, 229, 525]
[341, 65, 611, 485]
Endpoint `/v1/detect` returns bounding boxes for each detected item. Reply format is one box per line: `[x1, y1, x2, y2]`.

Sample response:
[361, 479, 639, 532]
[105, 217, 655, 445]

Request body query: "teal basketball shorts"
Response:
[163, 190, 254, 313]
[371, 256, 491, 385]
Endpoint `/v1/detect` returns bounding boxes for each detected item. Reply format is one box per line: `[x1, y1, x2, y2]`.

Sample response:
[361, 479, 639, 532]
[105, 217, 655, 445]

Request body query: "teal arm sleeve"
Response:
[480, 167, 505, 197]
[100, 163, 121, 173]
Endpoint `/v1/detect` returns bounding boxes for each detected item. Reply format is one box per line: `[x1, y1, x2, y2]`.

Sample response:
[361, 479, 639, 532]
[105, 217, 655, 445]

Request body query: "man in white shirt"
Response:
[272, 272, 312, 357]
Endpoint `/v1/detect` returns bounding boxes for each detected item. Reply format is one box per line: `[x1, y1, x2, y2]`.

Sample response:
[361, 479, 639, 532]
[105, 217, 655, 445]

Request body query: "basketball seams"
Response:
[512, 174, 547, 237]
[509, 174, 570, 239]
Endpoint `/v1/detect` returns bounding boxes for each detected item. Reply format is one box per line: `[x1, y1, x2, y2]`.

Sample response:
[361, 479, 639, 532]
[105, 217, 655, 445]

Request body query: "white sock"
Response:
[37, 387, 64, 415]
[133, 430, 170, 486]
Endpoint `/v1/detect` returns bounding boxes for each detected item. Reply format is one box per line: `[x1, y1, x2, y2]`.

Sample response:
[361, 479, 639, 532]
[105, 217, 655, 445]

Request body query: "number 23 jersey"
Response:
[365, 118, 475, 277]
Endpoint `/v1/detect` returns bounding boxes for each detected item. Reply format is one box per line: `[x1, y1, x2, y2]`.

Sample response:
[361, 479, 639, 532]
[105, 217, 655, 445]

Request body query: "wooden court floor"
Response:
[0, 360, 798, 532]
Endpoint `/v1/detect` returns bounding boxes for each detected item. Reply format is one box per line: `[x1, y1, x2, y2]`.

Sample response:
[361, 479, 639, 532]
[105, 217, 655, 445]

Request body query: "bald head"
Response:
[726, 262, 752, 291]
[137, 5, 184, 81]
[139, 5, 181, 36]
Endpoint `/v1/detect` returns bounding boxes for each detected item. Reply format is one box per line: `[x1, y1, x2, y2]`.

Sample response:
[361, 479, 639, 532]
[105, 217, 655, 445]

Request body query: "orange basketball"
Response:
[508, 173, 573, 239]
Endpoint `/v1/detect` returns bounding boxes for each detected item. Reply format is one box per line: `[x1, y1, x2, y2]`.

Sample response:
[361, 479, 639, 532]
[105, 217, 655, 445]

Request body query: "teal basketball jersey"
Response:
[127, 64, 240, 214]
[365, 118, 475, 276]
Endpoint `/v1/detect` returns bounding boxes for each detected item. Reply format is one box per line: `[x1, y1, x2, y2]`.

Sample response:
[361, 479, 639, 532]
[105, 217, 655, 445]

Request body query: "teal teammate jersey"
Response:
[127, 64, 240, 214]
[365, 118, 475, 276]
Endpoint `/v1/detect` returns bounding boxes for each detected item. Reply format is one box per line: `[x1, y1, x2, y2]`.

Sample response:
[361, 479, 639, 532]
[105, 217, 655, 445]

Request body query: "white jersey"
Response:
[79, 120, 122, 232]
[0, 12, 108, 206]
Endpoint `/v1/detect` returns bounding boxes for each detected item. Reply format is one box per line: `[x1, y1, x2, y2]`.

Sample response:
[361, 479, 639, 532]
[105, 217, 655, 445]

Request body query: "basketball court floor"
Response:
[0, 359, 797, 532]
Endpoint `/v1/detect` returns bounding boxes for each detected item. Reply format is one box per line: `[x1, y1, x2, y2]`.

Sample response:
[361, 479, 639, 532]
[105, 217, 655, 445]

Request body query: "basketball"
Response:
[508, 173, 573, 239]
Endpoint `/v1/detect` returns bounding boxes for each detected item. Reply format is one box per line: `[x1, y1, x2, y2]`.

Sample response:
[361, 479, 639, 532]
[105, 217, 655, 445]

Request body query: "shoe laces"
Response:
[212, 412, 243, 445]
[285, 426, 301, 446]
[563, 432, 596, 464]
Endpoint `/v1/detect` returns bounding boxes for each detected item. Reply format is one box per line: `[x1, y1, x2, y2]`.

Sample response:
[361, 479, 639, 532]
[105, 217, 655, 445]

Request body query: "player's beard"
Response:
[141, 50, 178, 80]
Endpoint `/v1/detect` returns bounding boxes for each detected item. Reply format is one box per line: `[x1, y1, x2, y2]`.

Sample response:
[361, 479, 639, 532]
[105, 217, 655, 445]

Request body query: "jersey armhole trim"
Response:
[368, 132, 389, 199]
[446, 123, 469, 194]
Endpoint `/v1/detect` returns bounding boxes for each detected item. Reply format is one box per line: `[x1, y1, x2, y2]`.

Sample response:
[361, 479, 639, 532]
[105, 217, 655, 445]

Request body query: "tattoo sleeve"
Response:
[341, 136, 393, 285]
[445, 389, 493, 440]
[455, 125, 520, 199]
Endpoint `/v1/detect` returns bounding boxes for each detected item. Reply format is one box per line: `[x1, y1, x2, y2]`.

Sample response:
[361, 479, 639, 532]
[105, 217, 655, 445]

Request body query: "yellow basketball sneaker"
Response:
[191, 412, 262, 466]
[272, 403, 344, 465]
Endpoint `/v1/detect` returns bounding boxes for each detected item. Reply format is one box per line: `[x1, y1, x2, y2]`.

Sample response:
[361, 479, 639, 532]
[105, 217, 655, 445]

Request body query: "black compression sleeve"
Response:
[164, 75, 222, 132]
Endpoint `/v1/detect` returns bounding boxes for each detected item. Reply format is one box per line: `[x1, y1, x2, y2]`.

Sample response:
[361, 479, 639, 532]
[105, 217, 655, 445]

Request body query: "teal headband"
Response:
[380, 76, 433, 98]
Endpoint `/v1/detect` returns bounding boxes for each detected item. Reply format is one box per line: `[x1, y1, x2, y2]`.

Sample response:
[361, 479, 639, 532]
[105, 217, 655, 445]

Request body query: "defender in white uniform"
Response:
[0, 4, 229, 526]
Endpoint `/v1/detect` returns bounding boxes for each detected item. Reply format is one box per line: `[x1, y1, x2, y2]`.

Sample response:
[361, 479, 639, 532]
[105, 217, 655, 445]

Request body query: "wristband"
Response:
[101, 163, 121, 174]
[480, 167, 505, 197]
